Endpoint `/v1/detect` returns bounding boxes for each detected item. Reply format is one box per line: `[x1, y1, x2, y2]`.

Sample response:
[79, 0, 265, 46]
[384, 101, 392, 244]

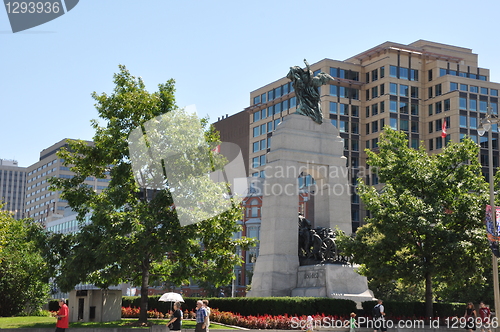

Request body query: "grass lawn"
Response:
[0, 317, 235, 329]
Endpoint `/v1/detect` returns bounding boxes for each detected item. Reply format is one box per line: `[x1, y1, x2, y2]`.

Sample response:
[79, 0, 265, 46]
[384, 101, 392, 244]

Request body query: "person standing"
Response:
[464, 302, 477, 332]
[373, 299, 386, 332]
[345, 312, 358, 332]
[478, 302, 491, 332]
[167, 302, 183, 331]
[54, 298, 69, 332]
[195, 300, 208, 332]
[202, 300, 211, 332]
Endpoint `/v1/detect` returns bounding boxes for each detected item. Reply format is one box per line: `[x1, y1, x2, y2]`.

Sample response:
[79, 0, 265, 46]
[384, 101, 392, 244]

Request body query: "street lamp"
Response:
[478, 109, 500, 322]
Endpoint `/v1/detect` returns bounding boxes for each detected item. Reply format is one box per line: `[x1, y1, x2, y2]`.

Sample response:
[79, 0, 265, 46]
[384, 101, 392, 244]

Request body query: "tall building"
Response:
[0, 159, 27, 219]
[240, 39, 500, 232]
[25, 139, 111, 225]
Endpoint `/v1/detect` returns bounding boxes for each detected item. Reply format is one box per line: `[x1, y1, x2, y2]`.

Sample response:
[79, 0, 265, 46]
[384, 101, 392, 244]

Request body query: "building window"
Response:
[410, 69, 418, 81]
[390, 100, 397, 112]
[429, 122, 433, 133]
[459, 97, 467, 110]
[470, 117, 477, 129]
[411, 121, 419, 133]
[435, 101, 442, 114]
[460, 84, 468, 91]
[352, 105, 359, 117]
[400, 67, 409, 80]
[400, 84, 409, 97]
[253, 142, 260, 153]
[460, 115, 468, 128]
[351, 139, 359, 151]
[492, 89, 499, 96]
[372, 69, 378, 82]
[400, 102, 408, 114]
[470, 99, 477, 112]
[372, 86, 378, 98]
[330, 102, 337, 114]
[429, 139, 434, 151]
[435, 84, 442, 96]
[339, 121, 348, 133]
[480, 100, 488, 113]
[372, 121, 378, 133]
[340, 103, 349, 115]
[351, 122, 359, 134]
[428, 87, 433, 99]
[331, 119, 337, 128]
[253, 112, 260, 123]
[400, 119, 409, 132]
[390, 118, 398, 130]
[390, 65, 398, 78]
[411, 104, 419, 115]
[436, 137, 443, 150]
[372, 103, 378, 116]
[380, 66, 385, 78]
[380, 101, 385, 113]
[470, 86, 479, 93]
[481, 87, 489, 95]
[330, 85, 338, 96]
[428, 69, 433, 81]
[450, 82, 458, 91]
[390, 83, 397, 95]
[411, 86, 418, 98]
[444, 99, 450, 112]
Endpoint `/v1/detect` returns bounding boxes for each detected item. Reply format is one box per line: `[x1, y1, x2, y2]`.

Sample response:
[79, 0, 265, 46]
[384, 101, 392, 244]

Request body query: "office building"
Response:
[0, 159, 27, 219]
[237, 40, 500, 231]
[25, 139, 111, 225]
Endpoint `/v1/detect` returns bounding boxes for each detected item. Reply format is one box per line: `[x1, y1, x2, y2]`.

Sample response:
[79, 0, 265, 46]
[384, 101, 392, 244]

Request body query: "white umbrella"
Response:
[159, 292, 185, 313]
[159, 292, 184, 303]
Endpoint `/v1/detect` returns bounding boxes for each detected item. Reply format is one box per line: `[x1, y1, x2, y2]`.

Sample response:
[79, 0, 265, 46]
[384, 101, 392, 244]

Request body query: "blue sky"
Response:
[2, 0, 500, 167]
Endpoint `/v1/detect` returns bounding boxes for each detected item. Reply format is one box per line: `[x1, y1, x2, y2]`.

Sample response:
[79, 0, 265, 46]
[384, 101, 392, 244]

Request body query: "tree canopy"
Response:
[338, 129, 491, 318]
[45, 65, 254, 322]
[0, 208, 49, 316]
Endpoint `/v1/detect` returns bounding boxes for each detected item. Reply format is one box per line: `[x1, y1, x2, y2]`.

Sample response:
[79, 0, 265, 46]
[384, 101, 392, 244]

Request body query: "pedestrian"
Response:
[303, 315, 314, 332]
[373, 299, 386, 332]
[464, 302, 477, 332]
[478, 302, 491, 332]
[195, 300, 208, 332]
[167, 301, 183, 331]
[202, 300, 211, 332]
[345, 312, 358, 332]
[54, 298, 69, 332]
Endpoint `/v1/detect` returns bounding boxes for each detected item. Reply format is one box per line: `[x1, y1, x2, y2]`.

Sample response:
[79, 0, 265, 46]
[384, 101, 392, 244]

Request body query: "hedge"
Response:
[361, 301, 465, 318]
[122, 296, 357, 316]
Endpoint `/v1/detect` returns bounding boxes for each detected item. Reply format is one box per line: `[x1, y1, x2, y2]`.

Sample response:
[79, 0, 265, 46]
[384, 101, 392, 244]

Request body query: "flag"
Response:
[485, 205, 500, 257]
[212, 144, 221, 154]
[441, 120, 447, 139]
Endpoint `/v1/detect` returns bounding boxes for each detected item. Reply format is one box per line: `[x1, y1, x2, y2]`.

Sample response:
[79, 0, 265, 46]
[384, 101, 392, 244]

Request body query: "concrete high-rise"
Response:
[25, 139, 110, 225]
[0, 159, 27, 219]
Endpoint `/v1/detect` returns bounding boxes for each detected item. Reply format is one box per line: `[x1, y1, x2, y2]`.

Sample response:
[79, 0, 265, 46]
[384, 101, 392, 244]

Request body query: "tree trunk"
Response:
[425, 272, 433, 322]
[139, 262, 150, 323]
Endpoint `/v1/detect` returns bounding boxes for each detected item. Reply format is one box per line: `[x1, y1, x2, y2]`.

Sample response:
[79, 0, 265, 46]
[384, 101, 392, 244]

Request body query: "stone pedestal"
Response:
[248, 114, 352, 297]
[292, 264, 375, 306]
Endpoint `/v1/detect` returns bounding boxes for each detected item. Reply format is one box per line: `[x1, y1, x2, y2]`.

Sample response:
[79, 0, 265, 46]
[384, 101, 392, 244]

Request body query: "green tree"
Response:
[0, 208, 50, 316]
[46, 65, 254, 323]
[339, 129, 490, 319]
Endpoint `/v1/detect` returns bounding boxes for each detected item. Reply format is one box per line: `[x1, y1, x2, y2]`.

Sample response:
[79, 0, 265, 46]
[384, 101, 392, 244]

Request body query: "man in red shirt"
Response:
[55, 298, 69, 332]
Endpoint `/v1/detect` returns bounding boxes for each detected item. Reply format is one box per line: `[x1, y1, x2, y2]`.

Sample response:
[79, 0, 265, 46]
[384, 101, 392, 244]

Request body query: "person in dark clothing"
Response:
[167, 302, 183, 331]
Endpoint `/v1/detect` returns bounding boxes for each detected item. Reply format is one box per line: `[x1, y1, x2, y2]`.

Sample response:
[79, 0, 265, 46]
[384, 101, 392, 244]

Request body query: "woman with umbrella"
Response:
[167, 302, 182, 332]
